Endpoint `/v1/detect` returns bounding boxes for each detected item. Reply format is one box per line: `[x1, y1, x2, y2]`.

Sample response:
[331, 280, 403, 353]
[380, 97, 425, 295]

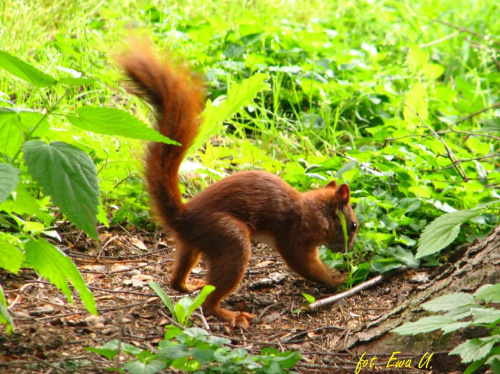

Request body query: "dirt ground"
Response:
[0, 225, 446, 373]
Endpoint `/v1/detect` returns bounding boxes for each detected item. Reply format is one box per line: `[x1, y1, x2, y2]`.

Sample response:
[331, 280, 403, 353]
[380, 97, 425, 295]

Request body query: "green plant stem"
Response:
[11, 91, 69, 163]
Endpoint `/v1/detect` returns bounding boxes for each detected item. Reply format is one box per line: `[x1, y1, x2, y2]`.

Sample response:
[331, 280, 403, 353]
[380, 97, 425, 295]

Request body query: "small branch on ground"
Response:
[304, 267, 408, 312]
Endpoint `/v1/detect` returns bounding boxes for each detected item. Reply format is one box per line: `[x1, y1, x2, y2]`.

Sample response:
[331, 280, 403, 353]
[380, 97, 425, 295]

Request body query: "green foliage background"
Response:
[0, 0, 499, 316]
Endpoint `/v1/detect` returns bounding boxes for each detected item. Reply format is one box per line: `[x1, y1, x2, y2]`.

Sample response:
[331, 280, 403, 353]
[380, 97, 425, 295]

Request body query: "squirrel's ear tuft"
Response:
[325, 180, 337, 189]
[336, 184, 351, 204]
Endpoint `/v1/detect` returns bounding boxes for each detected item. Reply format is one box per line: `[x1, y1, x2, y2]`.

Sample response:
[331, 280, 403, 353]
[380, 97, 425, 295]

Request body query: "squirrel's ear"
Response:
[325, 180, 337, 189]
[336, 184, 351, 204]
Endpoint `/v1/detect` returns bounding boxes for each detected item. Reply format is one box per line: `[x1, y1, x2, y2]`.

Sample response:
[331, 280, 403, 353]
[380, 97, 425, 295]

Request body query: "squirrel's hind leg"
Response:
[170, 243, 206, 292]
[202, 216, 255, 327]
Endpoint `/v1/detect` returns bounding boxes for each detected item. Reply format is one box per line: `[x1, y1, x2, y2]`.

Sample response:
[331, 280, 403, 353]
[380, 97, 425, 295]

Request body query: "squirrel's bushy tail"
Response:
[118, 44, 205, 226]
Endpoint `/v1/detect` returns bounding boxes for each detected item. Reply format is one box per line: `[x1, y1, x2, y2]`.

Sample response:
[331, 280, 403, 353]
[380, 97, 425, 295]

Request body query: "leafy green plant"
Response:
[88, 326, 302, 373]
[0, 48, 268, 333]
[392, 284, 500, 374]
[149, 282, 215, 327]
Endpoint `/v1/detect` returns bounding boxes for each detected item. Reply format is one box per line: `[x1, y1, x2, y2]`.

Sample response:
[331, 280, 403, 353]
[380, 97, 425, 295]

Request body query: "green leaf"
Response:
[404, 81, 428, 128]
[0, 162, 19, 204]
[149, 281, 175, 316]
[391, 316, 456, 335]
[479, 119, 500, 132]
[0, 50, 57, 87]
[0, 117, 24, 158]
[24, 238, 97, 315]
[416, 209, 481, 259]
[336, 210, 348, 250]
[191, 73, 270, 153]
[450, 336, 500, 363]
[68, 107, 179, 144]
[301, 293, 316, 304]
[422, 292, 475, 312]
[0, 283, 14, 333]
[0, 241, 24, 274]
[471, 308, 500, 324]
[441, 322, 472, 334]
[475, 284, 500, 303]
[0, 185, 53, 226]
[187, 285, 215, 318]
[124, 360, 167, 374]
[175, 299, 188, 325]
[23, 141, 99, 239]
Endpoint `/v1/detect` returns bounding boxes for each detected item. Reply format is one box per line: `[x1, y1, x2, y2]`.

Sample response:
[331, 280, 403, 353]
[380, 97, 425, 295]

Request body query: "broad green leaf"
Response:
[0, 50, 57, 87]
[441, 322, 472, 334]
[416, 209, 481, 258]
[124, 360, 167, 374]
[391, 316, 456, 335]
[68, 107, 179, 144]
[191, 73, 270, 153]
[407, 45, 428, 73]
[0, 162, 19, 204]
[23, 141, 99, 239]
[85, 339, 142, 359]
[187, 285, 215, 318]
[422, 292, 475, 312]
[450, 336, 500, 363]
[24, 238, 97, 315]
[149, 281, 175, 316]
[475, 284, 500, 303]
[404, 81, 428, 128]
[0, 241, 24, 274]
[0, 117, 23, 158]
[471, 308, 500, 324]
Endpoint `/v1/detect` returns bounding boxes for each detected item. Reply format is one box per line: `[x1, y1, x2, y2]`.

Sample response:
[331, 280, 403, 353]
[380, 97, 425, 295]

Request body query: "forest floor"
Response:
[1, 225, 445, 373]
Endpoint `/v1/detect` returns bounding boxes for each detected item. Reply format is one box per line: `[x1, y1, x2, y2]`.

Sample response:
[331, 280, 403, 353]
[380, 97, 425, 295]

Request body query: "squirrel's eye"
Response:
[351, 222, 358, 230]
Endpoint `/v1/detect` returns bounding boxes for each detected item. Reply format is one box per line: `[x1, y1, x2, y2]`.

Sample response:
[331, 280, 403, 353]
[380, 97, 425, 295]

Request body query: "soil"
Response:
[0, 225, 456, 373]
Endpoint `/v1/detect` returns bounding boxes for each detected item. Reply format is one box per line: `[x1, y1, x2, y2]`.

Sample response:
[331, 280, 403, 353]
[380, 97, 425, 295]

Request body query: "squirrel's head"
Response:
[322, 181, 358, 252]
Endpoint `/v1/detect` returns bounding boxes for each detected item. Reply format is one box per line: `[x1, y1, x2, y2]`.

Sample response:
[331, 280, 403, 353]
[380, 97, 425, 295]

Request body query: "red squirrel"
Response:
[118, 45, 359, 327]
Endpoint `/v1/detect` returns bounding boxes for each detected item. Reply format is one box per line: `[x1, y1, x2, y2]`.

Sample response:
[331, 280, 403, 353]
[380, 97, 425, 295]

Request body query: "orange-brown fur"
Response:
[119, 45, 359, 327]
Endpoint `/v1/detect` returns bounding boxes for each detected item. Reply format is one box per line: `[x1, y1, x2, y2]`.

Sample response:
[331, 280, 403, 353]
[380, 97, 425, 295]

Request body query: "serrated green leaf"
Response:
[416, 209, 480, 259]
[475, 284, 500, 303]
[68, 107, 179, 144]
[450, 336, 500, 363]
[0, 241, 24, 274]
[23, 140, 99, 239]
[187, 285, 215, 318]
[0, 162, 19, 204]
[24, 238, 97, 315]
[471, 308, 500, 324]
[404, 81, 428, 128]
[441, 322, 472, 334]
[422, 292, 475, 312]
[124, 360, 167, 374]
[391, 316, 456, 335]
[191, 73, 270, 153]
[0, 50, 57, 87]
[149, 281, 175, 316]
